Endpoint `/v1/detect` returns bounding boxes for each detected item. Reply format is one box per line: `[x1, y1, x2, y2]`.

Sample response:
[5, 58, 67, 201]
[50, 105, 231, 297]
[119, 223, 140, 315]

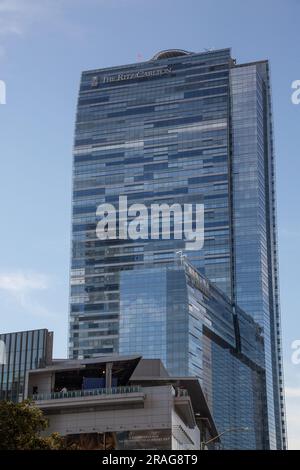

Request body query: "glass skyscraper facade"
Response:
[0, 329, 53, 402]
[230, 64, 285, 449]
[69, 48, 285, 448]
[119, 259, 267, 449]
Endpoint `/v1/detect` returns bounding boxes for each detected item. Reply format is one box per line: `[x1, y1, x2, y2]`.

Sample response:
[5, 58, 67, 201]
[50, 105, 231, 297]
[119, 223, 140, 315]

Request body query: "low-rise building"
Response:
[0, 329, 53, 402]
[25, 355, 218, 450]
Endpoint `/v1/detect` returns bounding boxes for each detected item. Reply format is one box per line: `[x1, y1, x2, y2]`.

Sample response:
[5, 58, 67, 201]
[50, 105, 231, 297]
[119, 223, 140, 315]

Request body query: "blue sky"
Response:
[0, 0, 299, 448]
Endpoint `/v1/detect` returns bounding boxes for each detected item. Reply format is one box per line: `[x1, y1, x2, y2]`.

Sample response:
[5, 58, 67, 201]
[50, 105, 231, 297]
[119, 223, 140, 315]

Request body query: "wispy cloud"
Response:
[0, 271, 48, 291]
[0, 270, 55, 318]
[286, 386, 300, 398]
[0, 0, 82, 38]
[0, 0, 45, 36]
[279, 228, 300, 239]
[285, 386, 300, 449]
[0, 0, 136, 45]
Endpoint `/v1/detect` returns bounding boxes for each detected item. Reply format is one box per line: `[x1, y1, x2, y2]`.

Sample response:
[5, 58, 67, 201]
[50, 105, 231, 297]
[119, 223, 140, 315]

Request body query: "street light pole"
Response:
[200, 426, 250, 450]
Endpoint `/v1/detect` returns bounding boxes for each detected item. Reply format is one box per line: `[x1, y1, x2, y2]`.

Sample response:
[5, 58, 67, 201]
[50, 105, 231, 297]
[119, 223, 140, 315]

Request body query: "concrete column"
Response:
[105, 362, 113, 388]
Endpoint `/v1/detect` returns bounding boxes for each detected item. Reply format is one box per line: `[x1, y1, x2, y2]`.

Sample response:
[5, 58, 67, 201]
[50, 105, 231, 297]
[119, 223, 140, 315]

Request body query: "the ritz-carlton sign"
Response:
[91, 66, 172, 86]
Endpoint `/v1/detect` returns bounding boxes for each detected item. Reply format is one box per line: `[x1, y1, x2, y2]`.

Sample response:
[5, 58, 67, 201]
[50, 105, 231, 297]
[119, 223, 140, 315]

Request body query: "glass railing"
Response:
[32, 385, 141, 401]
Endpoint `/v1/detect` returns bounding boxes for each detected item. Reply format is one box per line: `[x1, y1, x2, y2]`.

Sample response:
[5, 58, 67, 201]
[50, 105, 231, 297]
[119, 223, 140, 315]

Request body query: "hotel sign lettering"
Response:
[91, 66, 172, 87]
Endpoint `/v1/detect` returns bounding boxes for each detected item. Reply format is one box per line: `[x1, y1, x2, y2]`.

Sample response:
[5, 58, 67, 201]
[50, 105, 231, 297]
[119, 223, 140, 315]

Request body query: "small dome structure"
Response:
[151, 49, 192, 60]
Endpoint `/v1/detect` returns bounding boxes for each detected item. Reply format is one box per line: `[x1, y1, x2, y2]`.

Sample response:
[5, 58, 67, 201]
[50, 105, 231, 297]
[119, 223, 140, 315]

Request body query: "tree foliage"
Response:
[0, 400, 71, 450]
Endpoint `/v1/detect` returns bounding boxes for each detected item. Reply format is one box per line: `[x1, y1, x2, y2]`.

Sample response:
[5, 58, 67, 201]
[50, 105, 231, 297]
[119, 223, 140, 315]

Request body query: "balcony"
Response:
[31, 386, 145, 412]
[174, 388, 196, 428]
[32, 385, 141, 401]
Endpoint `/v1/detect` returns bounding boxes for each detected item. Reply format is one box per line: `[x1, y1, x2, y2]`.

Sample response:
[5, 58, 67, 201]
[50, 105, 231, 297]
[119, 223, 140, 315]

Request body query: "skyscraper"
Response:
[69, 48, 286, 448]
[0, 329, 53, 402]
